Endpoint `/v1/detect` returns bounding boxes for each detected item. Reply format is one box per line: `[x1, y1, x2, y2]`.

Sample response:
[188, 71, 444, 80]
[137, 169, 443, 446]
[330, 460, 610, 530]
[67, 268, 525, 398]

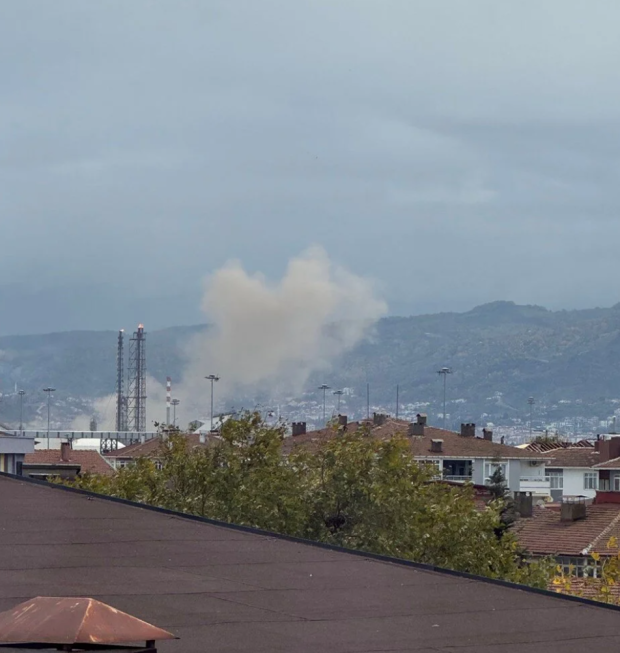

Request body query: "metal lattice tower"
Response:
[127, 324, 147, 432]
[115, 329, 128, 432]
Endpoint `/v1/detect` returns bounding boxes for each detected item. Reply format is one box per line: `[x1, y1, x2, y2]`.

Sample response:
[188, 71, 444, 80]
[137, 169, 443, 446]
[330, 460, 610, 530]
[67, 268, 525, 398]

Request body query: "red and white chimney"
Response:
[166, 377, 171, 426]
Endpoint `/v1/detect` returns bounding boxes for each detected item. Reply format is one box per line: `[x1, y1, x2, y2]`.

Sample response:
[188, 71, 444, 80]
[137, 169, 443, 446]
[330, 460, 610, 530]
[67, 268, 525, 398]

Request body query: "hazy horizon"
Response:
[3, 297, 620, 338]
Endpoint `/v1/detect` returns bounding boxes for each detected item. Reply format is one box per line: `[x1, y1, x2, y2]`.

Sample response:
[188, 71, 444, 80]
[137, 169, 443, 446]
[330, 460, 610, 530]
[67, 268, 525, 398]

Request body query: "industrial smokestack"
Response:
[166, 377, 171, 426]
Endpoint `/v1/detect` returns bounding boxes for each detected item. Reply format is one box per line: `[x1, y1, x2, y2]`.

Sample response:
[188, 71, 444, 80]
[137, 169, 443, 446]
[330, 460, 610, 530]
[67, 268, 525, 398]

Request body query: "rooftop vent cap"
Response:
[0, 597, 177, 648]
[430, 439, 443, 453]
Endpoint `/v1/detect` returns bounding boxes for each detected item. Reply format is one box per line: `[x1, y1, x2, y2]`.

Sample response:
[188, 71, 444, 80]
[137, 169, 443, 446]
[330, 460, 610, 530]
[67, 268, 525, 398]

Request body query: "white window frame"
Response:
[546, 469, 564, 489]
[614, 476, 620, 492]
[584, 472, 598, 490]
[484, 462, 507, 480]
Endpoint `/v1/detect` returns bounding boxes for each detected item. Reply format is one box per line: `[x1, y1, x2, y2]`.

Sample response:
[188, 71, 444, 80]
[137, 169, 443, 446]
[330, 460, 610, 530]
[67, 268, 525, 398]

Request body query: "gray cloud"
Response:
[2, 1, 620, 334]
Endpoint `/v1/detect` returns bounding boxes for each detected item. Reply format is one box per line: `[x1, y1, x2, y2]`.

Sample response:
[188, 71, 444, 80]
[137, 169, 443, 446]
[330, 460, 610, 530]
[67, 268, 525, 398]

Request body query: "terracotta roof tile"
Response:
[283, 418, 543, 459]
[24, 450, 114, 476]
[516, 505, 620, 556]
[594, 456, 620, 470]
[540, 448, 601, 468]
[106, 433, 215, 459]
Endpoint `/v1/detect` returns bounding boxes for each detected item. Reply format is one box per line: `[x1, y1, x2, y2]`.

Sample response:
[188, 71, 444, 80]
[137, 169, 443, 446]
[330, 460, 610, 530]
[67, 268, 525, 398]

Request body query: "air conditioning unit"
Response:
[528, 460, 542, 467]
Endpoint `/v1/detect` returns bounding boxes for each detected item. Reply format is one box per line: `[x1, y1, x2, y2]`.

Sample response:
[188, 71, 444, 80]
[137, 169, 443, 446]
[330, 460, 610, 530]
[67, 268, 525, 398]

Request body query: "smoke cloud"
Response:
[181, 246, 386, 405]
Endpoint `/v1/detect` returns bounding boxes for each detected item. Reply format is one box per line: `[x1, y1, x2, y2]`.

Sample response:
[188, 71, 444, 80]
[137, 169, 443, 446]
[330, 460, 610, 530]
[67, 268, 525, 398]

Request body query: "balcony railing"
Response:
[520, 476, 549, 483]
[443, 475, 473, 482]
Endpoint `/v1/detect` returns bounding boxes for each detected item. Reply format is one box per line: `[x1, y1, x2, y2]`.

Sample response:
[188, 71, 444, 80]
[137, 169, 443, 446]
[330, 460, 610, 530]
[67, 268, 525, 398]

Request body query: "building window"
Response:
[584, 472, 598, 490]
[546, 469, 563, 489]
[484, 462, 507, 480]
[614, 476, 620, 492]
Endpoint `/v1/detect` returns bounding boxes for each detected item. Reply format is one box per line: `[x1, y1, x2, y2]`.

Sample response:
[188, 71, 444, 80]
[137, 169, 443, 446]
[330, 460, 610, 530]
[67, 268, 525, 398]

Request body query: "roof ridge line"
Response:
[4, 470, 620, 614]
[582, 509, 620, 556]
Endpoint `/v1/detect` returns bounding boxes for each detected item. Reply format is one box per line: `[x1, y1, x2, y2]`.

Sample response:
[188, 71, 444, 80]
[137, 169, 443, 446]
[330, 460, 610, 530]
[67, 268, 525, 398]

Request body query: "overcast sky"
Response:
[2, 1, 620, 334]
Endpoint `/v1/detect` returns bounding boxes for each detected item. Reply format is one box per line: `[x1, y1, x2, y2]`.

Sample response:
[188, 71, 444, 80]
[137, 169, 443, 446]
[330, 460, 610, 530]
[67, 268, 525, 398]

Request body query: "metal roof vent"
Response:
[0, 597, 176, 652]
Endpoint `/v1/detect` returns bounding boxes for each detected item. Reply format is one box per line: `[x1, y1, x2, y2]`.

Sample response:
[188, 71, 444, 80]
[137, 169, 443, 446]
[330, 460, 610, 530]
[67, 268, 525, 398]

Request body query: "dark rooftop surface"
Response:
[3, 477, 620, 652]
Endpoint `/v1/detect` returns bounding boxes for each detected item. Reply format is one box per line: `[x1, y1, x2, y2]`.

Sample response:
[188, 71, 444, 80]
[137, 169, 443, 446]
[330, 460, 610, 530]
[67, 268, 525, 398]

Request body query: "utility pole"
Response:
[43, 387, 55, 449]
[205, 375, 220, 432]
[528, 397, 535, 439]
[333, 389, 344, 414]
[437, 368, 452, 430]
[318, 384, 330, 424]
[396, 384, 399, 419]
[171, 398, 180, 427]
[18, 390, 25, 435]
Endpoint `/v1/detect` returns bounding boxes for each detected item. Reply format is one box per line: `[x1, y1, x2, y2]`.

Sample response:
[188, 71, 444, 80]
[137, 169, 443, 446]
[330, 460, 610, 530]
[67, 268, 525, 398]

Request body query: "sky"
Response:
[2, 1, 620, 334]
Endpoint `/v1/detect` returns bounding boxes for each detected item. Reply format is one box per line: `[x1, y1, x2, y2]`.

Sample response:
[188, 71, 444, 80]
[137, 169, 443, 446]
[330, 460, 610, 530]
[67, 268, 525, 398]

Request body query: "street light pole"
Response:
[205, 375, 220, 432]
[43, 387, 55, 449]
[171, 398, 180, 428]
[528, 397, 535, 439]
[437, 368, 452, 430]
[18, 390, 25, 435]
[333, 389, 344, 414]
[318, 384, 330, 424]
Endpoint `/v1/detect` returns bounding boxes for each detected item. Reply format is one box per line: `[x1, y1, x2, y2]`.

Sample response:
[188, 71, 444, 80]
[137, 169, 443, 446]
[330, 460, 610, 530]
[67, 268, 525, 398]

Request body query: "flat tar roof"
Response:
[2, 476, 620, 652]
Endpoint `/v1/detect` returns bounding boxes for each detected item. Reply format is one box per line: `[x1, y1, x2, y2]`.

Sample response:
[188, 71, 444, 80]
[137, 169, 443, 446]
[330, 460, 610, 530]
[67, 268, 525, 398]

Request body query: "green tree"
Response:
[64, 413, 551, 587]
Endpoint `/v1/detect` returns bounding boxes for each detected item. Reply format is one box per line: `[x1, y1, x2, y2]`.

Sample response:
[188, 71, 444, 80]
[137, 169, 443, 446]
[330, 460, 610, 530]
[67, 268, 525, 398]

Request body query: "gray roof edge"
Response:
[2, 471, 619, 614]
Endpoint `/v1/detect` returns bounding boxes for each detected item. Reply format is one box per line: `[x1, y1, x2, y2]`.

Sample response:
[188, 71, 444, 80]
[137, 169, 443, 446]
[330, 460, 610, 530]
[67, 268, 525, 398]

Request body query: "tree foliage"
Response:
[66, 412, 551, 587]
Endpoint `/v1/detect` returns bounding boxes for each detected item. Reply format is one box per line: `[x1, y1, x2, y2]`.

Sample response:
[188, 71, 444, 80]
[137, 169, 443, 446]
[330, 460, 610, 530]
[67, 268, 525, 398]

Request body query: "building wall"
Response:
[559, 468, 598, 499]
[0, 436, 35, 455]
[472, 459, 485, 486]
[0, 454, 24, 474]
[507, 460, 522, 493]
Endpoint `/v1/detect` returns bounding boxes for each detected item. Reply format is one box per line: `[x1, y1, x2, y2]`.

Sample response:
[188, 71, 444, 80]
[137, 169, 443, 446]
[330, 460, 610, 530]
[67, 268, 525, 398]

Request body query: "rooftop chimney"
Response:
[460, 423, 476, 438]
[482, 428, 493, 442]
[560, 497, 587, 522]
[199, 432, 206, 444]
[292, 422, 307, 436]
[409, 422, 425, 436]
[416, 413, 427, 426]
[338, 415, 348, 430]
[430, 439, 443, 453]
[514, 491, 533, 518]
[373, 413, 388, 426]
[140, 433, 146, 444]
[60, 442, 71, 463]
[599, 436, 620, 463]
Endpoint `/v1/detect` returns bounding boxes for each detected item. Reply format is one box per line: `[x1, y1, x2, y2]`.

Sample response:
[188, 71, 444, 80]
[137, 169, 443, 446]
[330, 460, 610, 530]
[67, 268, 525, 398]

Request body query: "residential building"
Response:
[3, 473, 620, 651]
[22, 442, 114, 479]
[523, 435, 620, 500]
[516, 493, 620, 577]
[105, 432, 214, 470]
[284, 414, 549, 495]
[0, 431, 34, 474]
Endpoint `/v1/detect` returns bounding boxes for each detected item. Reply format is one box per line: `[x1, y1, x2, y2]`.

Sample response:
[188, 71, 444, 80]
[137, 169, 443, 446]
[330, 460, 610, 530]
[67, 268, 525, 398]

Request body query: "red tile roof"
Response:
[283, 418, 543, 459]
[516, 505, 620, 556]
[24, 450, 114, 476]
[106, 433, 215, 460]
[540, 448, 602, 468]
[594, 456, 620, 470]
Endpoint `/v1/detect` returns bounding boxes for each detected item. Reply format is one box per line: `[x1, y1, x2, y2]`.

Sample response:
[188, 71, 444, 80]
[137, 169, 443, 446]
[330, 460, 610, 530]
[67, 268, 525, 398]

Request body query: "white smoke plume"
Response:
[180, 246, 387, 404]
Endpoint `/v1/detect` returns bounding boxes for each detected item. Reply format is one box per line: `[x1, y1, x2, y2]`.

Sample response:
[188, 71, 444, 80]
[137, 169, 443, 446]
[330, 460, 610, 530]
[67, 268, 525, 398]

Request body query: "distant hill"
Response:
[3, 301, 620, 426]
